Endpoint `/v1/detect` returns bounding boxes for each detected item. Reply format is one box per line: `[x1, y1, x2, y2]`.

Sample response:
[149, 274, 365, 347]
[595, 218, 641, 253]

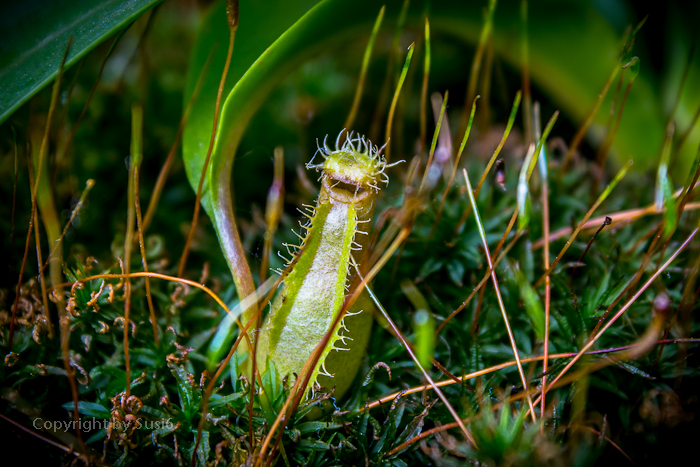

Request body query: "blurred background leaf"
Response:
[183, 0, 699, 275]
[0, 0, 163, 124]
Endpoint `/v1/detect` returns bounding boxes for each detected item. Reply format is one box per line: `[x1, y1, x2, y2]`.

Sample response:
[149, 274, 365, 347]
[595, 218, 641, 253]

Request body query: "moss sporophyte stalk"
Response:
[255, 131, 397, 399]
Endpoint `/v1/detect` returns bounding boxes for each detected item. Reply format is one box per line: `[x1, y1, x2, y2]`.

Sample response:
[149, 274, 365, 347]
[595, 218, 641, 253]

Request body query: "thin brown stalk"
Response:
[35, 38, 87, 456]
[458, 0, 496, 145]
[368, 0, 409, 143]
[432, 96, 479, 234]
[134, 166, 159, 345]
[9, 130, 19, 270]
[533, 201, 700, 249]
[9, 174, 35, 349]
[561, 63, 621, 171]
[531, 101, 552, 424]
[479, 36, 494, 128]
[26, 156, 52, 346]
[463, 169, 537, 421]
[259, 147, 284, 285]
[541, 198, 552, 420]
[534, 161, 632, 288]
[192, 271, 289, 467]
[179, 2, 238, 278]
[257, 228, 412, 466]
[571, 425, 635, 465]
[0, 413, 78, 457]
[384, 42, 415, 162]
[598, 68, 626, 165]
[381, 337, 700, 455]
[520, 0, 532, 144]
[16, 39, 73, 343]
[344, 6, 385, 131]
[569, 216, 612, 286]
[453, 90, 521, 235]
[419, 90, 448, 192]
[123, 105, 142, 397]
[365, 338, 699, 412]
[41, 179, 95, 272]
[356, 258, 476, 446]
[533, 228, 698, 415]
[53, 30, 126, 184]
[472, 271, 489, 338]
[142, 47, 216, 233]
[671, 101, 700, 170]
[59, 272, 233, 316]
[436, 229, 521, 337]
[596, 66, 636, 175]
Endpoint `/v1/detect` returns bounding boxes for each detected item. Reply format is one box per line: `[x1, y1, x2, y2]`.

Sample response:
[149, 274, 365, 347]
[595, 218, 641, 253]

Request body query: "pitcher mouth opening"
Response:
[323, 174, 373, 204]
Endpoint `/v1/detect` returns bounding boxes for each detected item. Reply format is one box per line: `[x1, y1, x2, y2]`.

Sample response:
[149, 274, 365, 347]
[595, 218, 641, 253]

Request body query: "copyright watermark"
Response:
[33, 418, 175, 432]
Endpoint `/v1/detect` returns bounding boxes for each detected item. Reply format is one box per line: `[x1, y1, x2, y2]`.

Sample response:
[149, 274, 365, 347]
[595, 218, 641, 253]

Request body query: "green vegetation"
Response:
[1, 0, 699, 465]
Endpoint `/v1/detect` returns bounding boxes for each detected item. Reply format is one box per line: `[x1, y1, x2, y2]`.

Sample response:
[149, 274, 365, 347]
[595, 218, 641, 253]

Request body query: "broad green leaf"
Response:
[0, 0, 162, 124]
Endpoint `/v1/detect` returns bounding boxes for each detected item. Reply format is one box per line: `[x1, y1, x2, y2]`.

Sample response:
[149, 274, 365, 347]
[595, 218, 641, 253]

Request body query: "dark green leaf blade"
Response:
[0, 0, 163, 124]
